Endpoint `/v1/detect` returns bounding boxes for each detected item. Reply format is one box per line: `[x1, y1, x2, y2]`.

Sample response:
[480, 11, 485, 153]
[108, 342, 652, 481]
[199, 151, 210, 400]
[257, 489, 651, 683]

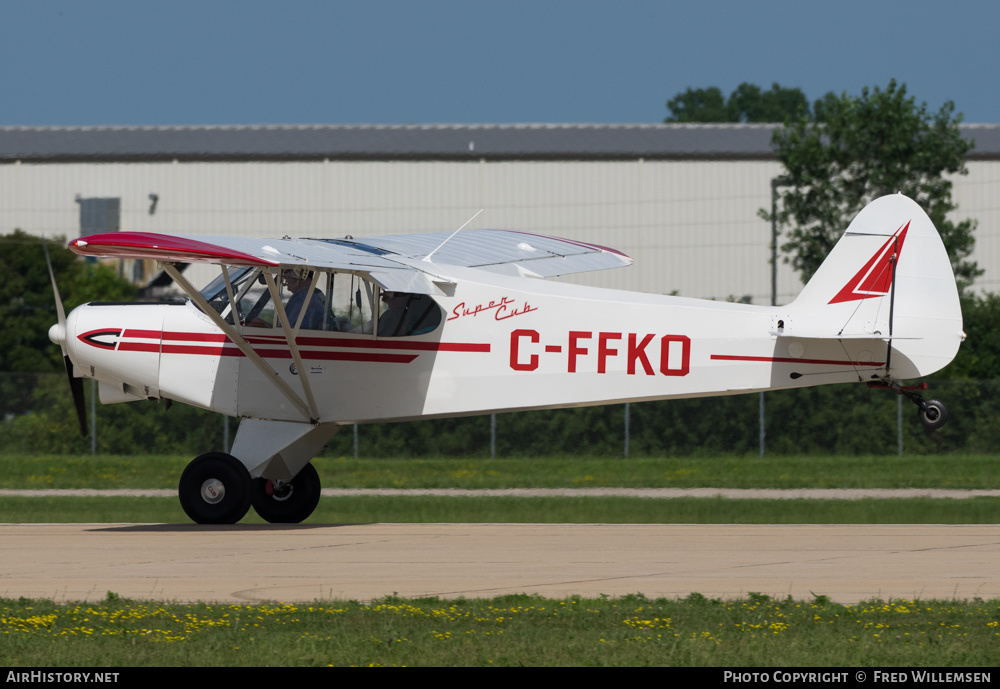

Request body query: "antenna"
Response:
[423, 208, 484, 263]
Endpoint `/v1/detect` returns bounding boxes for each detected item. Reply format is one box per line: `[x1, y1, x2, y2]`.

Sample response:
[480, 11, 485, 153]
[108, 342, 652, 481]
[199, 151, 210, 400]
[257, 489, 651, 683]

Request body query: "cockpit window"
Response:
[196, 266, 442, 337]
[326, 271, 376, 332]
[376, 292, 442, 337]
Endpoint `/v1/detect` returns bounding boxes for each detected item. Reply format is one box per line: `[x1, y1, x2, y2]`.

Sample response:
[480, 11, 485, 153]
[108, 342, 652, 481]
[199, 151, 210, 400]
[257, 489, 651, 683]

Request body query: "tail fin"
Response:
[783, 193, 963, 379]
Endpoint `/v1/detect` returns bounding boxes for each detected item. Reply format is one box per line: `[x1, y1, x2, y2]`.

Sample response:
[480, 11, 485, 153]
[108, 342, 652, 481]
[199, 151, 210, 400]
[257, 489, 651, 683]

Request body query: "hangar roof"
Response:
[1, 123, 998, 162]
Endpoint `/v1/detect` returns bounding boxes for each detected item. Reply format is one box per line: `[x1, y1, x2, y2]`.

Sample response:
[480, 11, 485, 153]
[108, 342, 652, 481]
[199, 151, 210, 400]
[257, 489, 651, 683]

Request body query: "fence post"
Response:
[624, 403, 630, 458]
[897, 394, 903, 456]
[758, 392, 765, 457]
[90, 378, 96, 455]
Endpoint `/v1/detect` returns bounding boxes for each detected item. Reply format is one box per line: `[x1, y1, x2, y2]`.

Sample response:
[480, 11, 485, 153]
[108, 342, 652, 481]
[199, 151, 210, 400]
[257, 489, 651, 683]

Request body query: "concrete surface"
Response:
[1, 523, 996, 604]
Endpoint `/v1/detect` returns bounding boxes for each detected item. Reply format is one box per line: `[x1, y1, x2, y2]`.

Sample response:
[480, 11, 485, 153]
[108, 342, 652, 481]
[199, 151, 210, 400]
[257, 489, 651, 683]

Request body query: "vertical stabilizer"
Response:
[784, 194, 962, 378]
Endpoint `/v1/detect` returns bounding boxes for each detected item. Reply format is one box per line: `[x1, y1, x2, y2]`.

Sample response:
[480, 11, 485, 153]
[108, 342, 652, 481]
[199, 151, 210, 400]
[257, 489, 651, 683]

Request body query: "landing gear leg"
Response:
[178, 452, 252, 524]
[251, 463, 321, 523]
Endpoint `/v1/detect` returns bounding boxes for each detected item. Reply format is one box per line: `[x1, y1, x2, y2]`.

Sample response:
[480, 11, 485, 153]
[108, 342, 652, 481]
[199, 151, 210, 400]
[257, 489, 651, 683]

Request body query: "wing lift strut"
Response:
[863, 236, 949, 430]
[163, 263, 319, 424]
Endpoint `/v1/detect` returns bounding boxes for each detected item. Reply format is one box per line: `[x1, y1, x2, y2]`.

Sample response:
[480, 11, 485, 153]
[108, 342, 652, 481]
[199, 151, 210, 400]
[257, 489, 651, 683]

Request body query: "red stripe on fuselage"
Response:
[711, 354, 885, 367]
[109, 329, 487, 363]
[153, 343, 418, 363]
[161, 331, 228, 342]
[118, 342, 161, 353]
[122, 329, 164, 340]
[292, 335, 490, 352]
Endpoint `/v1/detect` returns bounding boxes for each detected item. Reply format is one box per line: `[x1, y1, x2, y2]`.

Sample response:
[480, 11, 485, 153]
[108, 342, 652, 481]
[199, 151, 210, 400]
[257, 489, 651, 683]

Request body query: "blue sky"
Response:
[2, 0, 998, 126]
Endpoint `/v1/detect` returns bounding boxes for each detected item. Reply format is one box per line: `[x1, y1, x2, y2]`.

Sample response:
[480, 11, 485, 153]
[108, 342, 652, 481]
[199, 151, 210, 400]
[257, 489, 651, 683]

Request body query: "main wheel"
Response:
[178, 452, 252, 524]
[918, 399, 948, 430]
[251, 463, 321, 524]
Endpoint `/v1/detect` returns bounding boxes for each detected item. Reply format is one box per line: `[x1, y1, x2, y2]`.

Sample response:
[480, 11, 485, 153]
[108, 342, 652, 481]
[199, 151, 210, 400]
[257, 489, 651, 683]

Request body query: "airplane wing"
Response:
[350, 230, 632, 278]
[69, 229, 633, 295]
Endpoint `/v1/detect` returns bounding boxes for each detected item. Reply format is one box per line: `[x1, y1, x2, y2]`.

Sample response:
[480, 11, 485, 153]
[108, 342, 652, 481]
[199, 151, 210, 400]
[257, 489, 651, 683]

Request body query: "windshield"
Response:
[198, 266, 257, 324]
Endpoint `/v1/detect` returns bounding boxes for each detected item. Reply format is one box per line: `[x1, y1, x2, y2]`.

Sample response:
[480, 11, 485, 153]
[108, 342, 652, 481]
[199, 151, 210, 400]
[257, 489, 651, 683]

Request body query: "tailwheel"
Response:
[178, 452, 252, 524]
[251, 463, 321, 524]
[868, 381, 949, 431]
[918, 399, 948, 430]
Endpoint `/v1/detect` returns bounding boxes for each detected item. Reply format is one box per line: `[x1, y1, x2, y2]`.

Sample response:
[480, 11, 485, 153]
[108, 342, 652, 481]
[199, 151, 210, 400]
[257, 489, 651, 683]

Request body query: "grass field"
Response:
[2, 593, 997, 667]
[3, 452, 999, 524]
[4, 452, 998, 490]
[3, 495, 1000, 524]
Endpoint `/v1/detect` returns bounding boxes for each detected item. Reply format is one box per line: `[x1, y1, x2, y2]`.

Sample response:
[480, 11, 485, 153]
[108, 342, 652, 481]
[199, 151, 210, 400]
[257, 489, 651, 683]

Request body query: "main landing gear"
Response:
[178, 453, 322, 524]
[868, 381, 948, 430]
[178, 453, 252, 524]
[250, 463, 321, 524]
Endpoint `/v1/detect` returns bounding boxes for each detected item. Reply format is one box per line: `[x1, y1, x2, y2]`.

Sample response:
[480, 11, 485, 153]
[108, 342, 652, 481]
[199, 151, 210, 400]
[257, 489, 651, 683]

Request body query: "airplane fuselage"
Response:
[65, 266, 894, 426]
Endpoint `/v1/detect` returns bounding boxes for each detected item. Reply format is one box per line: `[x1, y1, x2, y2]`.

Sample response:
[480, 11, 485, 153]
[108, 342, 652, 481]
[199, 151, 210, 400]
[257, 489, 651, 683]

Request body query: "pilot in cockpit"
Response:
[377, 291, 441, 337]
[282, 268, 327, 330]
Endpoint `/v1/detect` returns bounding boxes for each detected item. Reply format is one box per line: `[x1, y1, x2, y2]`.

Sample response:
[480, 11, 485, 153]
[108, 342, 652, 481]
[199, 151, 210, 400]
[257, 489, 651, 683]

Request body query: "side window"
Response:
[236, 269, 378, 333]
[377, 292, 443, 337]
[327, 272, 377, 333]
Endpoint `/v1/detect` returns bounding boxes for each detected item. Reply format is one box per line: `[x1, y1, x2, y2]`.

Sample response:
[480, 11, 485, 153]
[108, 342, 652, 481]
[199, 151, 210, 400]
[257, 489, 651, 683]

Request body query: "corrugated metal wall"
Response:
[2, 159, 995, 302]
[954, 161, 1000, 292]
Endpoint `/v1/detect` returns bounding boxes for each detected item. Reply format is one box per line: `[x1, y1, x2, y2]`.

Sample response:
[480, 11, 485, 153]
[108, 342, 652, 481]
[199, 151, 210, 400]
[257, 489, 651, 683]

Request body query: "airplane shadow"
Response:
[86, 523, 375, 533]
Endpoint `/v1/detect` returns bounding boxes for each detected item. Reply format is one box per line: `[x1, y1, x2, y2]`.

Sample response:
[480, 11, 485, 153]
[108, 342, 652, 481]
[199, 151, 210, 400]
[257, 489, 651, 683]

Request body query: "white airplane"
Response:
[47, 193, 963, 524]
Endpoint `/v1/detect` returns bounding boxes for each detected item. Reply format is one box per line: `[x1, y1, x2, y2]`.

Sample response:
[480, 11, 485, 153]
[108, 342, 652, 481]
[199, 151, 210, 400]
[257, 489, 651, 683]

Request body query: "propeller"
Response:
[43, 242, 88, 437]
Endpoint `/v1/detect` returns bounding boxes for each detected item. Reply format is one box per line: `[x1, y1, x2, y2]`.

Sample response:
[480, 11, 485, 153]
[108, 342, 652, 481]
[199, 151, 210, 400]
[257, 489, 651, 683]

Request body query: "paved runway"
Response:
[2, 523, 997, 604]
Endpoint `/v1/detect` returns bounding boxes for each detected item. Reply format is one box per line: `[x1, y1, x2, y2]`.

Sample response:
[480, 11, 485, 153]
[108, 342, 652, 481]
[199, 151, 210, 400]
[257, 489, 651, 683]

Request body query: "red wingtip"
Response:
[70, 232, 276, 267]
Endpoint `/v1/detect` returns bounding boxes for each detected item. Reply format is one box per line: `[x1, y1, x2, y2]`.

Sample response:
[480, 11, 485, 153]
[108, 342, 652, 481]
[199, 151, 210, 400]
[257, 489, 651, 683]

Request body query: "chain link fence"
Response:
[2, 373, 994, 458]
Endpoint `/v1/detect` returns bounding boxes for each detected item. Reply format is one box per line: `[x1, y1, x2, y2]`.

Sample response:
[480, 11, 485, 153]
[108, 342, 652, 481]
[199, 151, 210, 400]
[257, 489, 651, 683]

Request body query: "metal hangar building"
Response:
[2, 123, 998, 303]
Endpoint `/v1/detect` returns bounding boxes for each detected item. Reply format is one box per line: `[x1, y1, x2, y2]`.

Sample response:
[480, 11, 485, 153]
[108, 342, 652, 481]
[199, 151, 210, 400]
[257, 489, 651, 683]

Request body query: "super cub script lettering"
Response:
[449, 296, 538, 322]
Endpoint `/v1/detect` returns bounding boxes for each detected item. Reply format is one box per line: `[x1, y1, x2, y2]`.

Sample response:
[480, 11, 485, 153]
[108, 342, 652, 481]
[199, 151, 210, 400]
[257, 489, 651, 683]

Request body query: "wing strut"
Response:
[262, 269, 321, 421]
[162, 263, 316, 423]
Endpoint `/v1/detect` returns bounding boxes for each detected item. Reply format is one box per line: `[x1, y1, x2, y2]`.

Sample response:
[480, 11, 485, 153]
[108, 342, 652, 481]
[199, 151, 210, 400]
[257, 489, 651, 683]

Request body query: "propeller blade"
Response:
[43, 242, 66, 328]
[44, 241, 88, 437]
[66, 356, 88, 437]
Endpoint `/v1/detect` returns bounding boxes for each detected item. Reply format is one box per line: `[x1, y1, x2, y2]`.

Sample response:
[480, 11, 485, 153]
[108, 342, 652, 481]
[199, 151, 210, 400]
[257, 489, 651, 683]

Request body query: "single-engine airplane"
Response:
[47, 193, 963, 524]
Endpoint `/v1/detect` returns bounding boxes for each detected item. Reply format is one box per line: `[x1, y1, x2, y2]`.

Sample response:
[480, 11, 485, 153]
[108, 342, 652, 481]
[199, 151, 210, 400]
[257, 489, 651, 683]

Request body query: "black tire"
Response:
[918, 399, 948, 430]
[251, 463, 321, 524]
[178, 452, 252, 524]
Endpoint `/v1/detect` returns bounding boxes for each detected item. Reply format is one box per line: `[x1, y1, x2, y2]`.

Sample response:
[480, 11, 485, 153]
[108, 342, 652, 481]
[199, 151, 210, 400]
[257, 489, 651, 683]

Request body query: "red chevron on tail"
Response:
[828, 221, 910, 304]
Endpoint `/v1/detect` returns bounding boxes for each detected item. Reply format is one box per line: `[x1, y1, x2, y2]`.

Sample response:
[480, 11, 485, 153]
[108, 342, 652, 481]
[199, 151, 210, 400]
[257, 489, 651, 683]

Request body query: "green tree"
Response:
[666, 86, 728, 122]
[0, 230, 137, 373]
[766, 80, 978, 287]
[666, 82, 809, 123]
[0, 231, 137, 428]
[938, 293, 1000, 378]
